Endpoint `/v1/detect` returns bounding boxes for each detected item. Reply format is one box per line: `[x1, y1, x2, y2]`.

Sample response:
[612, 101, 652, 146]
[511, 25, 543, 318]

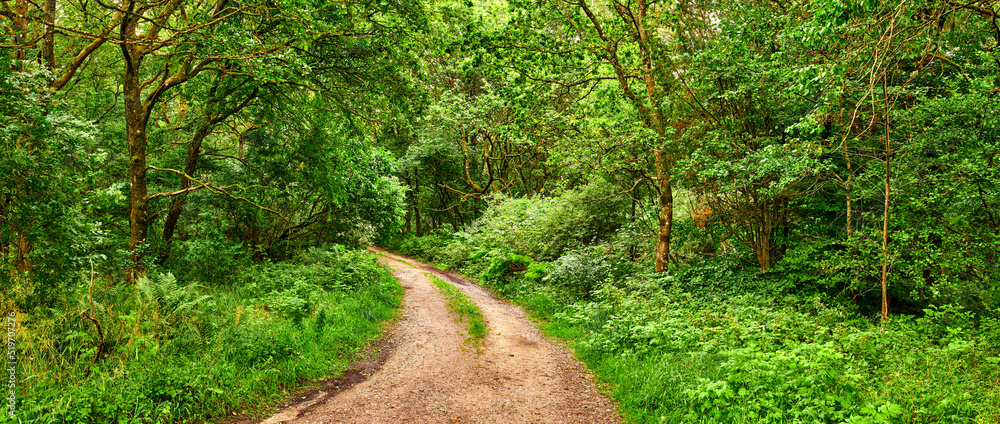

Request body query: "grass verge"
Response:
[389, 242, 1000, 422]
[1, 247, 402, 424]
[515, 285, 1000, 424]
[426, 273, 487, 351]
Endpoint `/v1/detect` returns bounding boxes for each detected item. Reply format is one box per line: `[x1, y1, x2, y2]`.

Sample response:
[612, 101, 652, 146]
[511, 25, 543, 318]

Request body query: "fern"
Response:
[138, 272, 211, 321]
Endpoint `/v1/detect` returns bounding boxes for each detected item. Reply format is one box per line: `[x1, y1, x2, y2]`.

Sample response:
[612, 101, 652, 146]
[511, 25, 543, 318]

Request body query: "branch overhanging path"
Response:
[257, 248, 620, 424]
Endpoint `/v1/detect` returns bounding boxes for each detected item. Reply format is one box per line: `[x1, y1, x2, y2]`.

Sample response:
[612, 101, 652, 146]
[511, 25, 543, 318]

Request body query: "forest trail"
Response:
[257, 249, 620, 424]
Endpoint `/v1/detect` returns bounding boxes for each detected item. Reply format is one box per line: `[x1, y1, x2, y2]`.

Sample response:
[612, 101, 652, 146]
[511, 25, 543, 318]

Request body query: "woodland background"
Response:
[2, 0, 999, 422]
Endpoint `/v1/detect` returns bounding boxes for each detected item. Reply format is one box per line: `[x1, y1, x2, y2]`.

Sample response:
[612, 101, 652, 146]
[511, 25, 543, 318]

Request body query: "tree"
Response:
[397, 0, 560, 233]
[0, 56, 98, 299]
[4, 0, 424, 280]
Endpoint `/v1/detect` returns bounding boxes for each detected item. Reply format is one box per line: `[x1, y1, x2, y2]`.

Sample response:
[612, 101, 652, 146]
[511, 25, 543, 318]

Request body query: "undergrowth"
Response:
[427, 273, 487, 352]
[392, 230, 1000, 423]
[1, 246, 401, 424]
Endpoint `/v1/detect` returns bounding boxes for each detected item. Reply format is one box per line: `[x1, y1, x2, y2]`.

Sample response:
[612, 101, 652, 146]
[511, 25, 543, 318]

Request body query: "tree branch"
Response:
[147, 166, 286, 219]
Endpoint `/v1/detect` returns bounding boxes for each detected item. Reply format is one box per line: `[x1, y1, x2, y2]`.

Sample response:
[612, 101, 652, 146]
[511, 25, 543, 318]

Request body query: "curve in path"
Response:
[260, 249, 620, 424]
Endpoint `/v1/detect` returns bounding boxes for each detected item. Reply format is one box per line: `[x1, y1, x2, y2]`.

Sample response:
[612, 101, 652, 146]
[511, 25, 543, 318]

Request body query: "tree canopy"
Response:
[4, 0, 1000, 421]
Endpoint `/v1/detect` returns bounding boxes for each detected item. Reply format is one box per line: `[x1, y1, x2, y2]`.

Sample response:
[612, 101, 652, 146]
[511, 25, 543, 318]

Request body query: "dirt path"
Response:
[258, 249, 620, 424]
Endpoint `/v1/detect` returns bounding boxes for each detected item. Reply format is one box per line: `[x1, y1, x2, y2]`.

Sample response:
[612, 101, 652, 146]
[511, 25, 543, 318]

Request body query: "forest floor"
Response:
[252, 248, 620, 424]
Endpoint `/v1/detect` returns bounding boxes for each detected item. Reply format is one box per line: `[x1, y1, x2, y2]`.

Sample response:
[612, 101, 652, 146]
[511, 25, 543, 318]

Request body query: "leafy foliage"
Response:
[5, 0, 1000, 421]
[1, 246, 400, 424]
[396, 188, 1000, 423]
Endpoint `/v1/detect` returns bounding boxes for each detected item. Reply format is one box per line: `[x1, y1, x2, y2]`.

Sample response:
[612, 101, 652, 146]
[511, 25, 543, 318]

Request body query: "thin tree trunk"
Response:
[125, 65, 150, 282]
[414, 168, 422, 237]
[844, 148, 855, 239]
[880, 81, 891, 324]
[403, 173, 412, 234]
[0, 194, 8, 259]
[654, 148, 673, 273]
[779, 197, 789, 257]
[455, 205, 465, 230]
[160, 124, 211, 252]
[757, 200, 773, 271]
[10, 0, 27, 67]
[41, 0, 55, 70]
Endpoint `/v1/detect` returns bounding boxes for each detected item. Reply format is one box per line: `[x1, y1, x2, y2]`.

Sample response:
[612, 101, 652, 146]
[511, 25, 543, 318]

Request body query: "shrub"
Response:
[549, 279, 1000, 423]
[165, 232, 251, 285]
[481, 253, 533, 297]
[672, 257, 793, 298]
[394, 230, 456, 262]
[2, 245, 402, 424]
[463, 184, 628, 261]
[543, 246, 619, 299]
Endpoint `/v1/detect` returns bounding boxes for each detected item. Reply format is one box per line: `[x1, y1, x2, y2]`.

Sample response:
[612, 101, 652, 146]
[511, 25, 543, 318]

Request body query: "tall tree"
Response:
[510, 0, 711, 271]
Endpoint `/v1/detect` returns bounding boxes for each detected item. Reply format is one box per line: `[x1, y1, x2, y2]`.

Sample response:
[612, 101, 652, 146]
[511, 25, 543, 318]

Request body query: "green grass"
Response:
[387, 239, 1000, 423]
[427, 273, 487, 351]
[516, 286, 1000, 424]
[1, 248, 403, 424]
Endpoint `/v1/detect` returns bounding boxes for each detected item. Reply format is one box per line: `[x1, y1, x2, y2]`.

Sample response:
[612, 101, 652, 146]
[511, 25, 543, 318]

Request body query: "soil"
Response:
[253, 249, 621, 424]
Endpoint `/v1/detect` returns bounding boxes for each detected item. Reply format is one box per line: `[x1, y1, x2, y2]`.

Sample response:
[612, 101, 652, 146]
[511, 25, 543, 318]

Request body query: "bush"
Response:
[463, 184, 628, 261]
[548, 280, 1000, 423]
[2, 245, 402, 424]
[482, 253, 534, 297]
[672, 257, 793, 298]
[544, 246, 618, 299]
[163, 231, 251, 285]
[393, 230, 457, 263]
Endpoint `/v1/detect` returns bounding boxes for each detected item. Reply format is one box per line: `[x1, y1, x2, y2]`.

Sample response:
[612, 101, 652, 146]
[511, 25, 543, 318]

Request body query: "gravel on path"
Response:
[258, 249, 620, 424]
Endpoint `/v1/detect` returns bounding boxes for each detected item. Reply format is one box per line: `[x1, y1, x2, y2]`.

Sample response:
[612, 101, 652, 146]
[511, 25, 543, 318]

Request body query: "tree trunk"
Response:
[753, 198, 781, 272]
[414, 168, 422, 237]
[160, 124, 211, 255]
[403, 173, 412, 234]
[11, 0, 27, 66]
[880, 154, 890, 324]
[158, 79, 254, 262]
[780, 197, 788, 252]
[454, 201, 465, 230]
[4, 0, 38, 272]
[125, 106, 150, 281]
[579, 0, 675, 273]
[123, 30, 149, 282]
[880, 83, 892, 325]
[41, 0, 56, 70]
[654, 148, 673, 273]
[844, 147, 855, 239]
[15, 233, 31, 272]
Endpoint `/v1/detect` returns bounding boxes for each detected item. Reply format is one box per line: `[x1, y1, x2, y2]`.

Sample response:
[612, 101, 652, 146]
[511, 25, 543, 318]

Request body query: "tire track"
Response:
[258, 249, 619, 424]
